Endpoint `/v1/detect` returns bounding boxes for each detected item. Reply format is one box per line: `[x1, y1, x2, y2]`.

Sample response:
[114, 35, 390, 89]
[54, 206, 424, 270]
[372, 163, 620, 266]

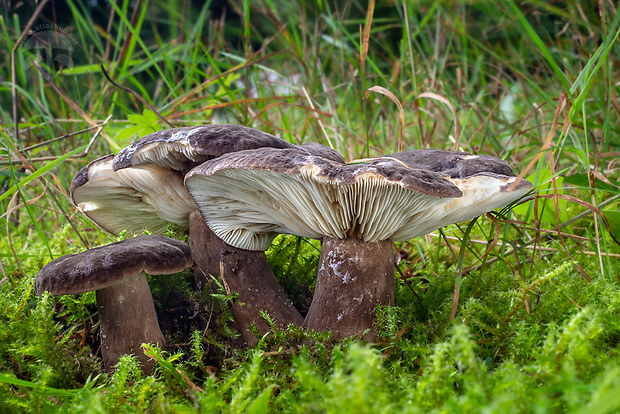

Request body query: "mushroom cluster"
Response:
[67, 125, 343, 345]
[38, 123, 532, 372]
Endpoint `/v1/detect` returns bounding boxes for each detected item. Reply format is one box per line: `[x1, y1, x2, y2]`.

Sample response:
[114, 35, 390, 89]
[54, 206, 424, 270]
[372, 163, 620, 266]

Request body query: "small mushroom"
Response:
[35, 235, 193, 373]
[185, 148, 532, 340]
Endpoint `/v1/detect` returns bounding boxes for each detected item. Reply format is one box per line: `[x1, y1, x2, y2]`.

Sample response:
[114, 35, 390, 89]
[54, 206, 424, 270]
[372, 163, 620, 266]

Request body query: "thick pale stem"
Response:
[96, 271, 164, 373]
[304, 237, 394, 341]
[189, 211, 303, 344]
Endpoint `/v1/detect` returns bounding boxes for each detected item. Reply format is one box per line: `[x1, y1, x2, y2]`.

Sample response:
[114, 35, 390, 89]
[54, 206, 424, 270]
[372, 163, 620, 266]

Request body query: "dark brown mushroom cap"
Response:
[112, 124, 299, 172]
[386, 149, 514, 179]
[185, 148, 463, 250]
[71, 155, 197, 236]
[35, 235, 193, 296]
[189, 147, 462, 197]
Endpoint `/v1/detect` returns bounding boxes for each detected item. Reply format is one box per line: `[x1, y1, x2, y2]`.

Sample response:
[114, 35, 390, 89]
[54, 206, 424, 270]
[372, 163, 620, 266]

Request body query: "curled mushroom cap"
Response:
[112, 124, 343, 172]
[36, 235, 193, 373]
[71, 155, 197, 236]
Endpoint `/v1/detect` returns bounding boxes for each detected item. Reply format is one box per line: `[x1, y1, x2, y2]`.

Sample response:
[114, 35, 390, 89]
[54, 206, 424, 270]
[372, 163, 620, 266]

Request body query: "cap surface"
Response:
[35, 235, 193, 295]
[386, 149, 515, 178]
[71, 155, 197, 236]
[113, 124, 298, 172]
[185, 148, 462, 250]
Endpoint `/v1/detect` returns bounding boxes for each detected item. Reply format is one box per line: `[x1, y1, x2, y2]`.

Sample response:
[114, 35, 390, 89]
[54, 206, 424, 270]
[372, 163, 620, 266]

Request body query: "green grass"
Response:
[1, 0, 620, 412]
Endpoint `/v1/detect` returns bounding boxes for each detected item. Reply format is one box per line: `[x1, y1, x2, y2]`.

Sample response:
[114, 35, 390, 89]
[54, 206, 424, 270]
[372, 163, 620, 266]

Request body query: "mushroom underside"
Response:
[71, 155, 196, 236]
[187, 168, 448, 251]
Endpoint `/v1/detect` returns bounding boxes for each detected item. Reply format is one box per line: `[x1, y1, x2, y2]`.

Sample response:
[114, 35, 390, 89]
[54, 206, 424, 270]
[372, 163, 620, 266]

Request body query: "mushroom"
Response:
[381, 149, 533, 239]
[76, 125, 341, 343]
[184, 148, 532, 340]
[35, 235, 193, 373]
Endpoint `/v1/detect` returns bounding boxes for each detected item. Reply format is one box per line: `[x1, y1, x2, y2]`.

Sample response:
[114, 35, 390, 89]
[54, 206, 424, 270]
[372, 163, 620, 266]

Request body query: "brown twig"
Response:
[34, 62, 93, 125]
[23, 124, 104, 152]
[360, 0, 375, 75]
[520, 246, 620, 258]
[0, 256, 7, 285]
[0, 115, 111, 165]
[365, 86, 405, 152]
[302, 86, 334, 149]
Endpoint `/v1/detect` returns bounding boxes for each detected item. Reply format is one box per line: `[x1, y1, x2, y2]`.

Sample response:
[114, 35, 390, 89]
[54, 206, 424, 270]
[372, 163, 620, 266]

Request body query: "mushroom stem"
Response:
[303, 237, 395, 341]
[96, 271, 165, 373]
[189, 211, 303, 344]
